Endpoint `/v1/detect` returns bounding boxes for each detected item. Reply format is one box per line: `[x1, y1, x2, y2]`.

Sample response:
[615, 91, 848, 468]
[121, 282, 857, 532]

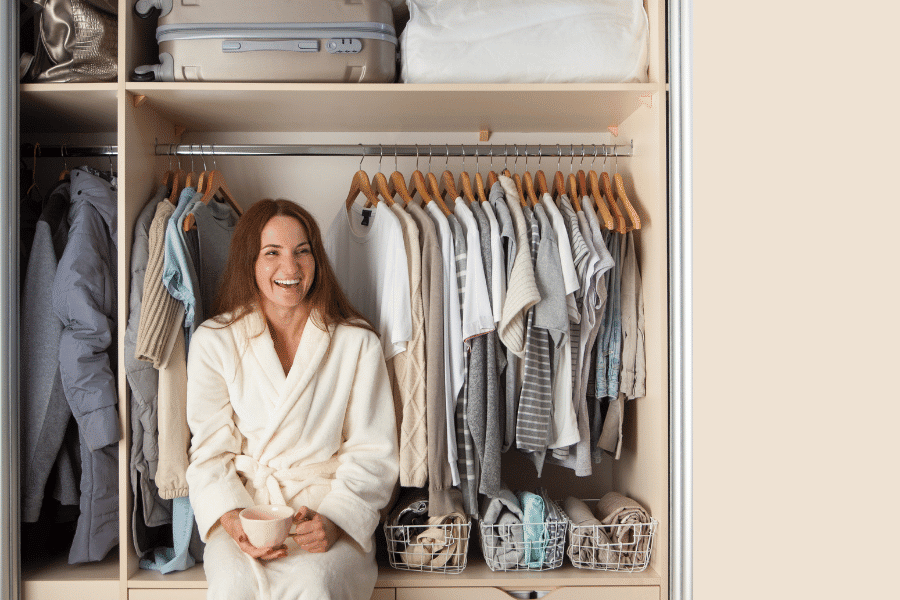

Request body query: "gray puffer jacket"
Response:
[51, 167, 119, 563]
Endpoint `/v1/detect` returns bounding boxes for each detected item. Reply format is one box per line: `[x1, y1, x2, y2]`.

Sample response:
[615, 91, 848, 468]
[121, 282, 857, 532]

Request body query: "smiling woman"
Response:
[184, 198, 399, 600]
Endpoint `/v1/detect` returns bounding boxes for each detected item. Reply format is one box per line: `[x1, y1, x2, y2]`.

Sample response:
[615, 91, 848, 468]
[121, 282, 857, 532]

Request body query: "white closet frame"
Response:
[1, 0, 692, 599]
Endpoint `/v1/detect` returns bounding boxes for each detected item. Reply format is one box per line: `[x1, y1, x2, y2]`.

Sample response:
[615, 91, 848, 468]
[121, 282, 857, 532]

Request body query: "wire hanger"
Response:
[522, 145, 540, 207]
[613, 145, 641, 231]
[345, 144, 379, 213]
[389, 146, 414, 206]
[368, 144, 395, 207]
[566, 144, 582, 212]
[458, 144, 477, 205]
[473, 146, 488, 203]
[600, 149, 627, 233]
[586, 146, 615, 230]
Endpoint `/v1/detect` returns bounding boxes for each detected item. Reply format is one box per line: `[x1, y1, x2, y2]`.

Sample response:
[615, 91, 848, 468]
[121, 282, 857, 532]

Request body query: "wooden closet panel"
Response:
[398, 587, 658, 600]
[128, 588, 394, 600]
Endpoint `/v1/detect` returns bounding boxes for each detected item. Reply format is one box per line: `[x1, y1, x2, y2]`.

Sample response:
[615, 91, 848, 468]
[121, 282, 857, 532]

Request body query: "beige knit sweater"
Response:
[387, 203, 427, 487]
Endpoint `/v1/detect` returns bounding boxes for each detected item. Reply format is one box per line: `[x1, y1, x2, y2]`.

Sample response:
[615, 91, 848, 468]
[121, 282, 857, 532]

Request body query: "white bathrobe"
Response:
[186, 308, 399, 600]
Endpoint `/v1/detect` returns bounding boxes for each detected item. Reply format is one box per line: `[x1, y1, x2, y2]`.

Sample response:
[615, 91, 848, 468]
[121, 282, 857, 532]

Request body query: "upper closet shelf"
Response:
[125, 83, 661, 133]
[20, 83, 117, 133]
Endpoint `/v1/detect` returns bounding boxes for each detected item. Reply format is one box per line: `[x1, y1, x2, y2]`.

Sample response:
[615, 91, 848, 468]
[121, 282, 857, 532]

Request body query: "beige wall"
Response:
[694, 1, 900, 599]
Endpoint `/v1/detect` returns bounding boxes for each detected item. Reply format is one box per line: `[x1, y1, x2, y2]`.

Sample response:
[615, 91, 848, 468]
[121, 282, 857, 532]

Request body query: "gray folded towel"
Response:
[479, 485, 525, 570]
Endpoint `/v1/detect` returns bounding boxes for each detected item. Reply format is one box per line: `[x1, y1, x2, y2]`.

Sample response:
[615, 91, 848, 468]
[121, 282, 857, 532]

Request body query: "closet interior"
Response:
[18, 1, 669, 598]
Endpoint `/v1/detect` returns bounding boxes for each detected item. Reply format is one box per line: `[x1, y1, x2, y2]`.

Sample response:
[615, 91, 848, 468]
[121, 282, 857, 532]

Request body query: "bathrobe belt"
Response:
[234, 455, 339, 507]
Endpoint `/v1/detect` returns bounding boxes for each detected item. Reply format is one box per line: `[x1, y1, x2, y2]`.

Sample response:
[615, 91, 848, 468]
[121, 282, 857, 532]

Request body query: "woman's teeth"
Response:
[275, 279, 300, 287]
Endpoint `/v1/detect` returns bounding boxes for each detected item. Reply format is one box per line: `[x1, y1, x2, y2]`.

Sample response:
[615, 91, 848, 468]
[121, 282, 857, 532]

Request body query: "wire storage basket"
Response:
[478, 499, 568, 572]
[567, 516, 658, 572]
[383, 518, 471, 573]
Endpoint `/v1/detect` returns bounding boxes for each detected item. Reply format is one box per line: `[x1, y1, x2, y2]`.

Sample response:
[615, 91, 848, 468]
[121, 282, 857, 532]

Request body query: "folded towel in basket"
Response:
[391, 488, 468, 568]
[479, 486, 525, 570]
[516, 491, 547, 569]
[563, 496, 617, 567]
[539, 489, 566, 567]
[596, 492, 652, 565]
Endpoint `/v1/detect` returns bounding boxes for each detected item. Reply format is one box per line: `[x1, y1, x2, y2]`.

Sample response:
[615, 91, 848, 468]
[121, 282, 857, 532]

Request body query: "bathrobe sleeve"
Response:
[185, 324, 255, 541]
[316, 326, 400, 551]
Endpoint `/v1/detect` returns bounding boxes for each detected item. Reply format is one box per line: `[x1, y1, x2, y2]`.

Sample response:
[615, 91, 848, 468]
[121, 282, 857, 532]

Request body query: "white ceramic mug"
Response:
[239, 504, 295, 549]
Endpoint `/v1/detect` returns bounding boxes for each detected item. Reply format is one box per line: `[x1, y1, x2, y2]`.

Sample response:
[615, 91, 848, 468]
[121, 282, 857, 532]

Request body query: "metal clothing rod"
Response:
[21, 144, 118, 157]
[152, 141, 634, 159]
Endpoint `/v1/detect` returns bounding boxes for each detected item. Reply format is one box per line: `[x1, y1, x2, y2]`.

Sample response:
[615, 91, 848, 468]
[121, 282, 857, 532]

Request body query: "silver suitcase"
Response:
[133, 0, 397, 82]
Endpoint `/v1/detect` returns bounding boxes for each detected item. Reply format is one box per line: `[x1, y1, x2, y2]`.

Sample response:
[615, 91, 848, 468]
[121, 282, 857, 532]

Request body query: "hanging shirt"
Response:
[480, 199, 505, 324]
[425, 201, 462, 486]
[325, 203, 412, 361]
[533, 204, 579, 453]
[539, 191, 580, 321]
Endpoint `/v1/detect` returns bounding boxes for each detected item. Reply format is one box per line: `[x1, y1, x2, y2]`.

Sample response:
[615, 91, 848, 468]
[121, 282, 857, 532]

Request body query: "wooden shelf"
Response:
[127, 560, 659, 589]
[124, 83, 662, 133]
[22, 550, 119, 600]
[20, 83, 118, 133]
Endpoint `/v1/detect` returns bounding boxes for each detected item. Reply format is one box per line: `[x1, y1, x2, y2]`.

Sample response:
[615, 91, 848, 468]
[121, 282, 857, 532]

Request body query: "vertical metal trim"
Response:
[0, 1, 20, 600]
[668, 0, 693, 599]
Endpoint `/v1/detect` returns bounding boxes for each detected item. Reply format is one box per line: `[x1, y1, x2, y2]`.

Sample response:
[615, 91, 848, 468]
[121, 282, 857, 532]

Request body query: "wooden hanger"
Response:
[487, 147, 499, 188]
[408, 148, 451, 216]
[388, 148, 414, 206]
[567, 172, 582, 211]
[422, 147, 454, 216]
[184, 168, 242, 232]
[522, 148, 540, 207]
[577, 170, 588, 200]
[475, 171, 488, 203]
[458, 146, 477, 205]
[551, 145, 566, 202]
[345, 169, 378, 212]
[535, 170, 549, 197]
[601, 170, 627, 233]
[588, 169, 615, 230]
[370, 172, 395, 207]
[162, 144, 184, 204]
[613, 168, 641, 230]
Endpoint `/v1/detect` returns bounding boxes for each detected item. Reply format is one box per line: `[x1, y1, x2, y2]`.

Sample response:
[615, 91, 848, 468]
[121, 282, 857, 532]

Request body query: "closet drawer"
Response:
[397, 587, 658, 600]
[129, 588, 394, 600]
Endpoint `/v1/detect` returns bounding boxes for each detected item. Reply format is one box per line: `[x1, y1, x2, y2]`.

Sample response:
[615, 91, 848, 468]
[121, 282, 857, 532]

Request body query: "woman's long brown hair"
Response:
[212, 198, 374, 336]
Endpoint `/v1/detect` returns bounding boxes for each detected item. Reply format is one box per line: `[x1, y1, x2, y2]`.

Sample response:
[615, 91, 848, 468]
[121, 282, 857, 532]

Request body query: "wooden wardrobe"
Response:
[8, 0, 692, 598]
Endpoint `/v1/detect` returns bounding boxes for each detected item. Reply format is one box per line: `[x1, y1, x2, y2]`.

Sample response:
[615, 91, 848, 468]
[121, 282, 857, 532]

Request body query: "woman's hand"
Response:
[218, 508, 289, 561]
[291, 506, 343, 553]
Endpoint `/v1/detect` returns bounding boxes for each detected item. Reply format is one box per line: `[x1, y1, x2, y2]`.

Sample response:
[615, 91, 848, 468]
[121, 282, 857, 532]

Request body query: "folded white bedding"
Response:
[400, 0, 650, 84]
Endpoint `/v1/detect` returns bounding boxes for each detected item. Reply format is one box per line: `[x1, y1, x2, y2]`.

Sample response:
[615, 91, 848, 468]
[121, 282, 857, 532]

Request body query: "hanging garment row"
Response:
[125, 154, 244, 573]
[20, 161, 118, 565]
[324, 149, 645, 518]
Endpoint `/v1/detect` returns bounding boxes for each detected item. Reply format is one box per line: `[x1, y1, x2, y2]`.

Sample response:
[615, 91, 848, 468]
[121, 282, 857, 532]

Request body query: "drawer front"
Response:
[398, 587, 658, 600]
[130, 589, 394, 600]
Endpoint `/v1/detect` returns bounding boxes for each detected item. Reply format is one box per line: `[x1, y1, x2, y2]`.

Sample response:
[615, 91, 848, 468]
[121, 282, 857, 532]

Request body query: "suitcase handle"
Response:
[134, 0, 171, 19]
[221, 39, 364, 54]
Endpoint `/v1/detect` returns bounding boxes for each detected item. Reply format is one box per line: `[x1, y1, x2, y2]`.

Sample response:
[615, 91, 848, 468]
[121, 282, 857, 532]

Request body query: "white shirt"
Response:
[324, 203, 411, 360]
[453, 199, 495, 341]
[425, 201, 462, 486]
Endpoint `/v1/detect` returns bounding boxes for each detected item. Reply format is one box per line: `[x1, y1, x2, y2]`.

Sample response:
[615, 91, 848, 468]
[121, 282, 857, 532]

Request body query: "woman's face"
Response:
[255, 215, 316, 314]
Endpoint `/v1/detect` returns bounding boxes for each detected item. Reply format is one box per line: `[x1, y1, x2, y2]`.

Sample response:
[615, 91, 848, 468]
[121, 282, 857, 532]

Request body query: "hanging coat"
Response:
[52, 167, 119, 564]
[186, 308, 399, 600]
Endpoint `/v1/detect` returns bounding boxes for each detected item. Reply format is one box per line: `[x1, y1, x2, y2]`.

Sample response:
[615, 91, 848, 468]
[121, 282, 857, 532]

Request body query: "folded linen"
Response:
[596, 492, 652, 565]
[479, 486, 525, 570]
[389, 488, 469, 569]
[539, 489, 566, 568]
[563, 496, 617, 567]
[516, 491, 547, 569]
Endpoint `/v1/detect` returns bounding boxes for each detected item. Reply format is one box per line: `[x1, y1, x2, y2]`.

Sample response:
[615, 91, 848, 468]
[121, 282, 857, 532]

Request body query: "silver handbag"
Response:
[21, 0, 118, 83]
